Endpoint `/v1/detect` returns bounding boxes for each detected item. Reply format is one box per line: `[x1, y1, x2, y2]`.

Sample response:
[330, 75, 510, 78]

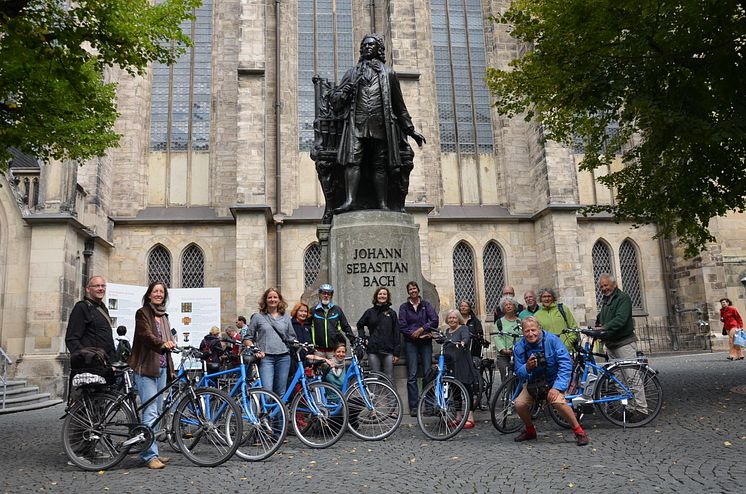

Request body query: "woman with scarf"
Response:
[128, 281, 176, 469]
[357, 287, 401, 382]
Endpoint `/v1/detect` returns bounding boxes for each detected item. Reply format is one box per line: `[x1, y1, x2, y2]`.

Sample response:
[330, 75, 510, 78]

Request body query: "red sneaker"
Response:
[514, 429, 537, 442]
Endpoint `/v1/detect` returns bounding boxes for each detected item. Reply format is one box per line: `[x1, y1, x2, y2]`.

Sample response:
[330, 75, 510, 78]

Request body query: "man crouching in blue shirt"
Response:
[513, 316, 590, 446]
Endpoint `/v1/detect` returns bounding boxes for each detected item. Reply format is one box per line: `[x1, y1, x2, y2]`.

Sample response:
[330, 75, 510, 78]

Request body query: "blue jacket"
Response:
[514, 331, 573, 392]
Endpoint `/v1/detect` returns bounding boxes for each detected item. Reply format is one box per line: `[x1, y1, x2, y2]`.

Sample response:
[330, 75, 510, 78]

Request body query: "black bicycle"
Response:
[61, 346, 243, 471]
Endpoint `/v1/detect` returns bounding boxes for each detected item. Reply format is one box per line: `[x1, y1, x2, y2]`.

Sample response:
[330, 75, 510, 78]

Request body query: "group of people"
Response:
[64, 272, 734, 463]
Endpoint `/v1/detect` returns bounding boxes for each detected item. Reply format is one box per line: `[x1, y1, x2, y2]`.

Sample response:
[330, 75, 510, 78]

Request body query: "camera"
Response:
[531, 353, 547, 368]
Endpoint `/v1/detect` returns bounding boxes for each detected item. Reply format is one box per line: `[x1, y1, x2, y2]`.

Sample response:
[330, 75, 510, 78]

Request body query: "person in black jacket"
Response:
[65, 275, 116, 362]
[310, 284, 355, 358]
[357, 287, 401, 382]
[459, 300, 485, 358]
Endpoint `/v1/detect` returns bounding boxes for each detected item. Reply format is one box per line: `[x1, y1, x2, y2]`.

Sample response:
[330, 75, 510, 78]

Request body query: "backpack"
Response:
[115, 339, 132, 363]
[557, 303, 569, 327]
[69, 346, 114, 384]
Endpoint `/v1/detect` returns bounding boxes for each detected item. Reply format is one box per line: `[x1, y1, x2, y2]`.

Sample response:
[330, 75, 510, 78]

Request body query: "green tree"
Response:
[0, 0, 200, 168]
[486, 0, 745, 256]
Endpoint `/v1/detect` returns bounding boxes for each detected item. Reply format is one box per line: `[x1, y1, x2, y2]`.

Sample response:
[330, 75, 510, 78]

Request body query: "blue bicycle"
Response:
[416, 331, 471, 440]
[337, 339, 402, 440]
[549, 328, 663, 428]
[198, 343, 288, 461]
[490, 328, 663, 433]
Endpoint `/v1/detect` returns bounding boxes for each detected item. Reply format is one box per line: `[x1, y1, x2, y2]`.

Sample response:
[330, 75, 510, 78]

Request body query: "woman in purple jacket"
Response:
[398, 281, 439, 416]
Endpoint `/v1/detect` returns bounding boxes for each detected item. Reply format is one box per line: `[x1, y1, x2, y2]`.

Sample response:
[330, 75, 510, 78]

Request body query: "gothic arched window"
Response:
[592, 240, 614, 307]
[297, 0, 354, 150]
[619, 239, 644, 310]
[483, 241, 505, 316]
[181, 244, 205, 288]
[453, 241, 476, 307]
[148, 245, 172, 287]
[431, 0, 493, 154]
[304, 243, 321, 289]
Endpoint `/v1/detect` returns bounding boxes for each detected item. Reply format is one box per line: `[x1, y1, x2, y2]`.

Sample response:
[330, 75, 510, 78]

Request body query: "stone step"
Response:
[1, 377, 64, 415]
[2, 385, 40, 397]
[0, 399, 64, 415]
[2, 391, 54, 406]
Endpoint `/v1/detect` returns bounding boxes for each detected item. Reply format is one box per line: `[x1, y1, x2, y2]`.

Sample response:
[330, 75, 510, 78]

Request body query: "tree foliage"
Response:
[486, 0, 746, 256]
[0, 0, 200, 168]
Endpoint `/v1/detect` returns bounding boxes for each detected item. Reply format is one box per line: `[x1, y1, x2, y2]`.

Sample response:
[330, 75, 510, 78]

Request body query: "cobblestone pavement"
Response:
[2, 352, 745, 494]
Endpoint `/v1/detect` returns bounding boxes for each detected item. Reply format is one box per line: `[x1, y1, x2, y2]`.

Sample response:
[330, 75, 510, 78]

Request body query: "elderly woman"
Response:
[535, 287, 578, 352]
[493, 295, 523, 383]
[443, 309, 479, 428]
[128, 281, 176, 469]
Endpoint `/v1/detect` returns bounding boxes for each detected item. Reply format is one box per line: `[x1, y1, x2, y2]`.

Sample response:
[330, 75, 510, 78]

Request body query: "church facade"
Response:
[2, 0, 744, 397]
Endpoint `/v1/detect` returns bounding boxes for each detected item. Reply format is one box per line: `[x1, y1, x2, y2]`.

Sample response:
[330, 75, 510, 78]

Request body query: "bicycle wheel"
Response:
[417, 377, 470, 440]
[173, 387, 242, 467]
[291, 381, 348, 448]
[546, 399, 584, 429]
[366, 370, 394, 386]
[594, 363, 662, 428]
[233, 388, 288, 461]
[345, 378, 402, 440]
[162, 384, 188, 453]
[62, 391, 136, 471]
[489, 375, 524, 434]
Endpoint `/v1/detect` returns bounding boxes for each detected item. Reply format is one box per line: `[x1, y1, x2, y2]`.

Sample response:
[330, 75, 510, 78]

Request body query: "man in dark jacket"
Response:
[595, 274, 636, 359]
[595, 274, 647, 415]
[311, 284, 355, 358]
[65, 275, 116, 362]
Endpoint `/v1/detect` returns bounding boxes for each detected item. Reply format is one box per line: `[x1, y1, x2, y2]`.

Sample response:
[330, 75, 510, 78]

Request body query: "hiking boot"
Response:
[575, 432, 590, 446]
[158, 456, 171, 464]
[514, 429, 537, 442]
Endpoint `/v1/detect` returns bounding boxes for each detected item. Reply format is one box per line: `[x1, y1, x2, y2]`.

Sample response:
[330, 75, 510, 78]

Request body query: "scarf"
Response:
[149, 302, 167, 317]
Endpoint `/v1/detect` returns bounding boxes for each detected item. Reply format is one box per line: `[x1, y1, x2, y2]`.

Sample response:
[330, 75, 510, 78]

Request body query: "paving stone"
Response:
[1, 352, 745, 493]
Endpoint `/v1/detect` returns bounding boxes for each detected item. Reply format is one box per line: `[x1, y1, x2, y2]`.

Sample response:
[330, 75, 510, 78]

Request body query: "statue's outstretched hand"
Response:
[409, 130, 426, 147]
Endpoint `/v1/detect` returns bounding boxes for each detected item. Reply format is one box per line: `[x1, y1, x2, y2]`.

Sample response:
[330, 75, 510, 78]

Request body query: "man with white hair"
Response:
[513, 316, 590, 446]
[595, 273, 647, 415]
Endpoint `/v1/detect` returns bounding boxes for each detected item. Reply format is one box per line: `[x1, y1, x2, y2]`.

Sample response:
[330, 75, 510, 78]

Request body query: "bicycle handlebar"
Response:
[560, 327, 608, 340]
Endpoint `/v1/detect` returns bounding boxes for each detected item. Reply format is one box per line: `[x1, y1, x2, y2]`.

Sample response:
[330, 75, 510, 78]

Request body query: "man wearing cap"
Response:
[310, 284, 356, 358]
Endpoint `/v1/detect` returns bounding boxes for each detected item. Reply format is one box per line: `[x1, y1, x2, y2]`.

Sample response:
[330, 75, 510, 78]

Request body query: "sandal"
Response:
[463, 419, 476, 429]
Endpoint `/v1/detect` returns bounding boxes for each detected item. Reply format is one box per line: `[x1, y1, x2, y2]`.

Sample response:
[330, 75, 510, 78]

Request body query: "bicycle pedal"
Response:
[122, 433, 145, 447]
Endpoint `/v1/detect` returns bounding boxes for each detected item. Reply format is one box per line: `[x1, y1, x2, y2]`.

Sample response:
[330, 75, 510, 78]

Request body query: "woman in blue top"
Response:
[242, 288, 297, 396]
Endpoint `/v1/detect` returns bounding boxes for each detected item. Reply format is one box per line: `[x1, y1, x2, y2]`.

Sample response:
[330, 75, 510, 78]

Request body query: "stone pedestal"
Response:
[328, 211, 439, 324]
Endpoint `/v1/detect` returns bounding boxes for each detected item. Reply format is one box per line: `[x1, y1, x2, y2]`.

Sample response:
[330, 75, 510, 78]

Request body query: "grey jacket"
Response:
[242, 312, 297, 355]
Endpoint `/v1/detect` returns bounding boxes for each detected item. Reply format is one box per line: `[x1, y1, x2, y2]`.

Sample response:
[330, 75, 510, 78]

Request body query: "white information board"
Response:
[106, 283, 221, 368]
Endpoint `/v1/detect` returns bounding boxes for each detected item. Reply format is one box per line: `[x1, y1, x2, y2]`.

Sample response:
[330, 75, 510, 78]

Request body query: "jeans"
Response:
[606, 341, 648, 412]
[133, 368, 167, 462]
[405, 340, 432, 410]
[259, 353, 291, 397]
[368, 353, 394, 382]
